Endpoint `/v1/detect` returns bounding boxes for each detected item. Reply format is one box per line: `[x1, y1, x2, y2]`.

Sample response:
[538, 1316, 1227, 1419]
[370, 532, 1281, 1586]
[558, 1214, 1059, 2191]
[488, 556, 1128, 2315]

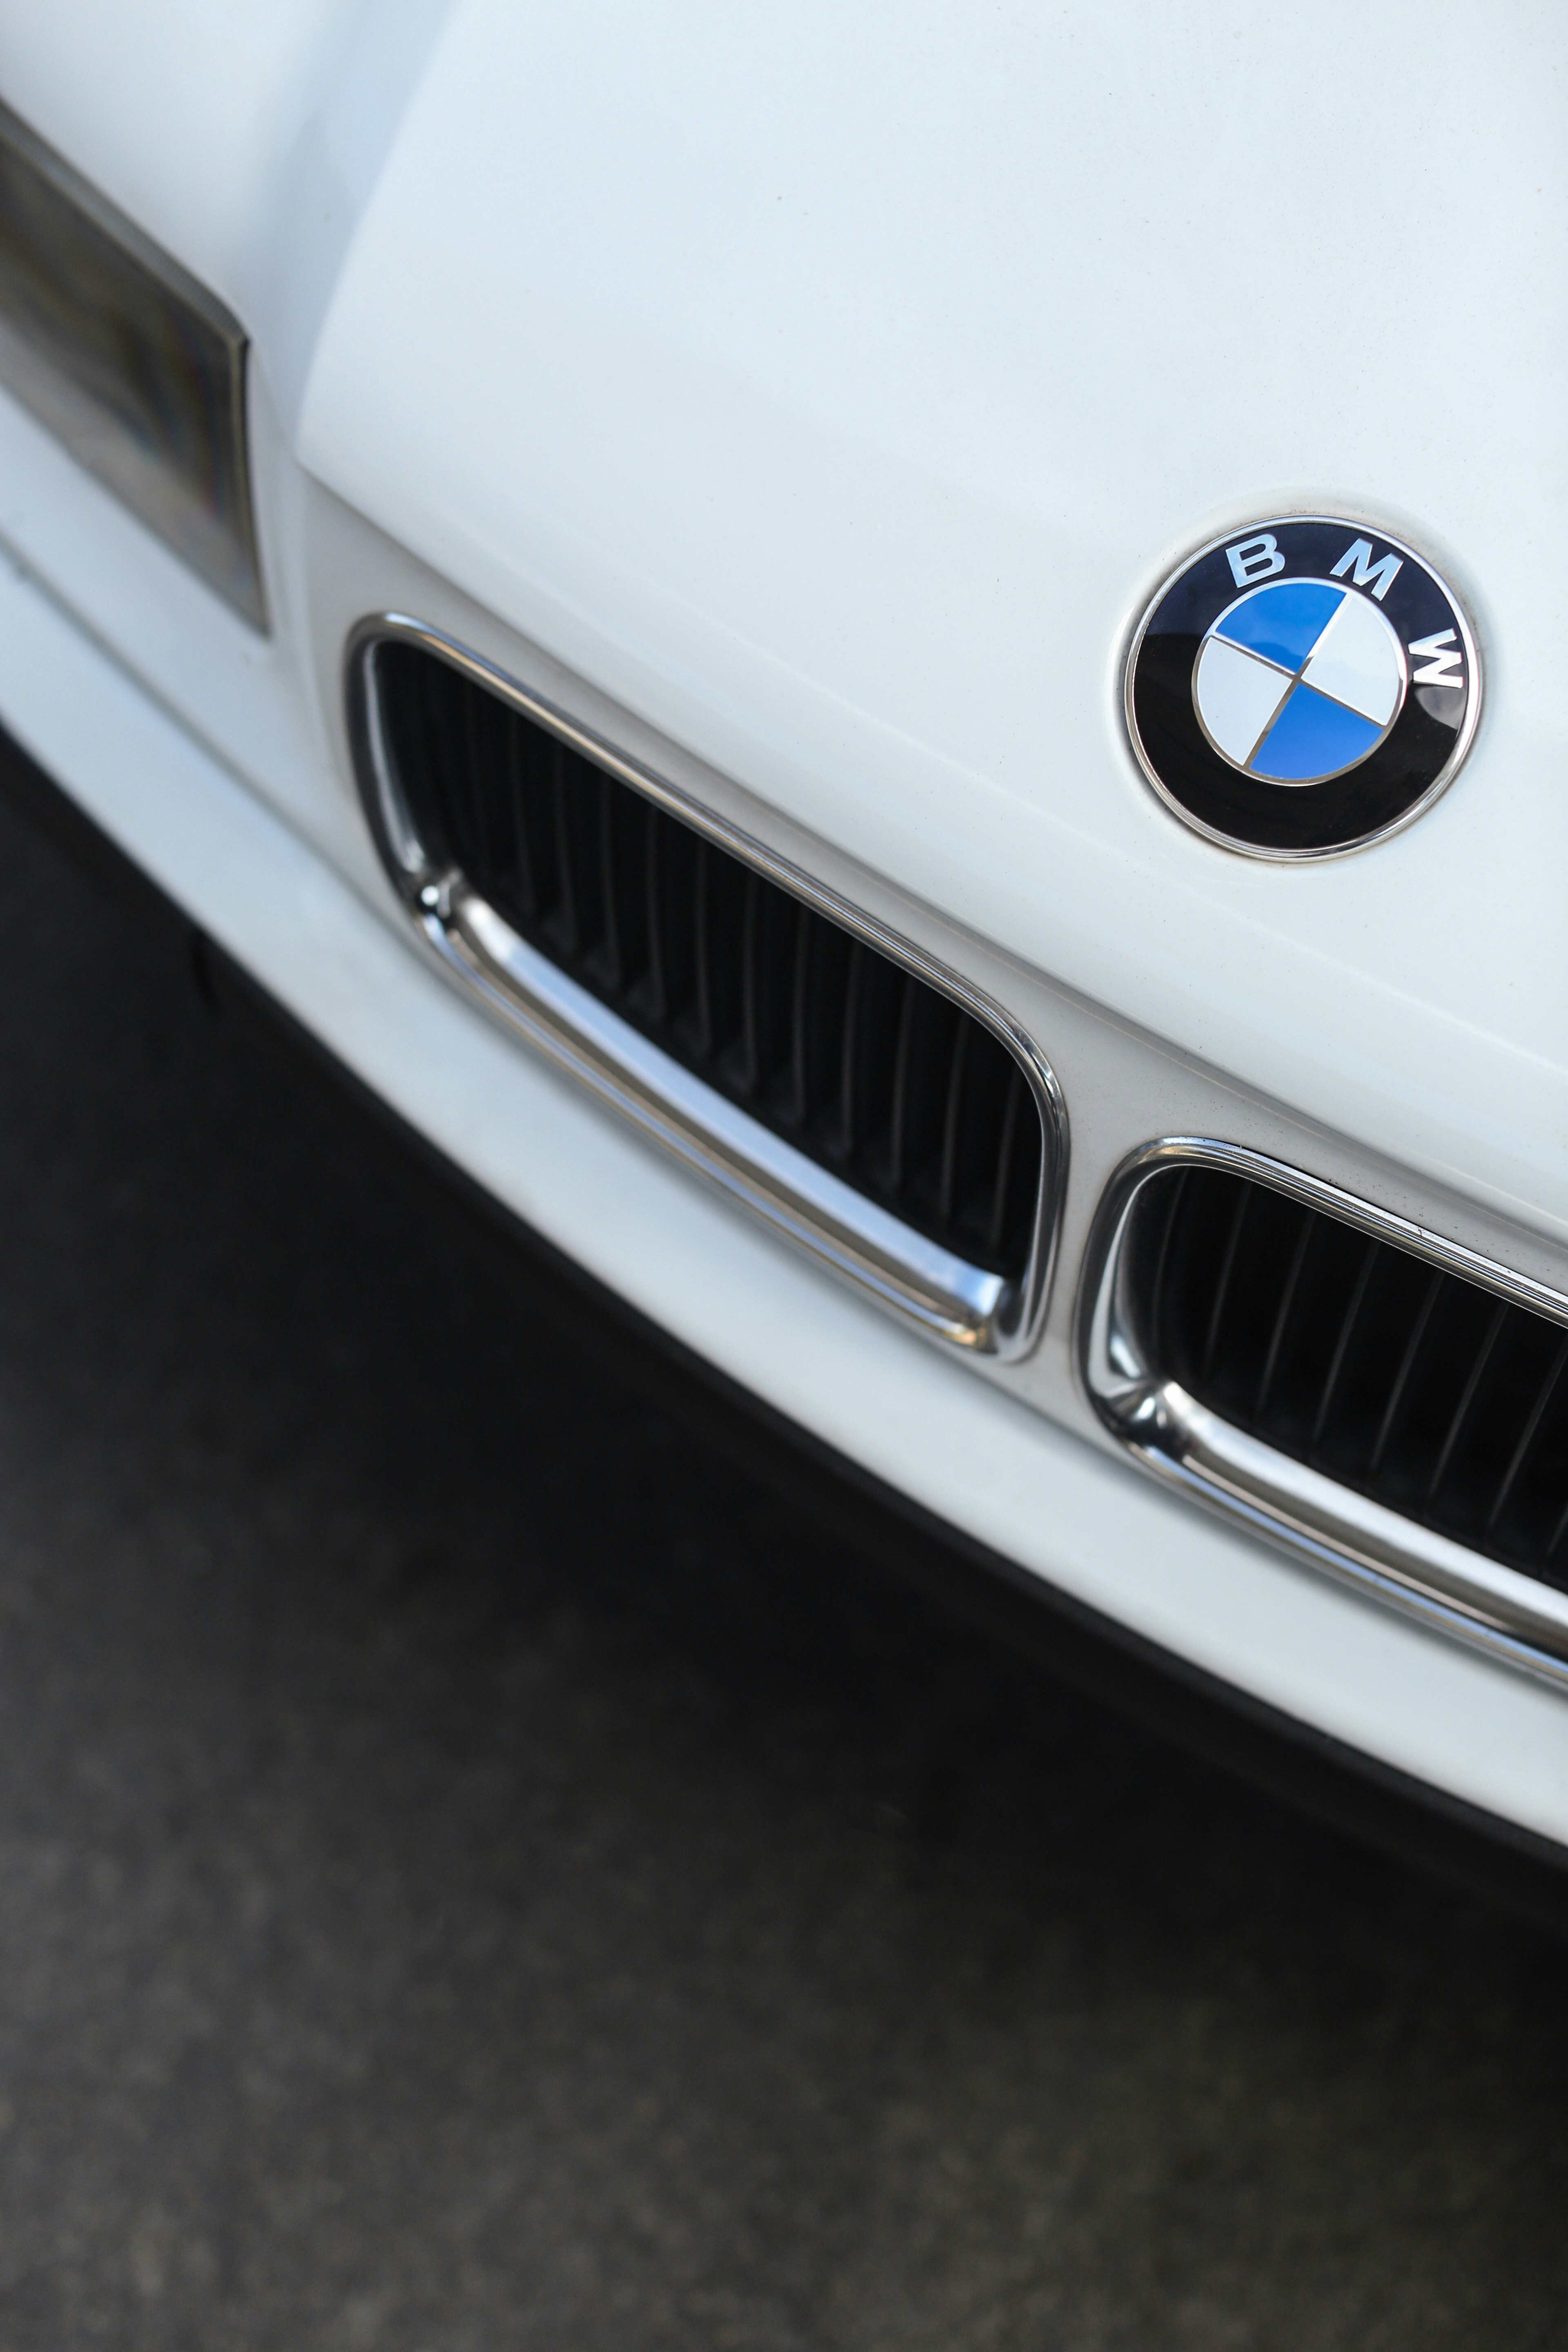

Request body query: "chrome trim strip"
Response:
[347, 615, 1066, 1357]
[1077, 1138, 1568, 1688]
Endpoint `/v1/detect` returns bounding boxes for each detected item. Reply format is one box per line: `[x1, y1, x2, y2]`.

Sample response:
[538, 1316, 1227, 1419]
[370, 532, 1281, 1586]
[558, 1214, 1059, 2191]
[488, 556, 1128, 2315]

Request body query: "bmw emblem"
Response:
[1124, 517, 1481, 858]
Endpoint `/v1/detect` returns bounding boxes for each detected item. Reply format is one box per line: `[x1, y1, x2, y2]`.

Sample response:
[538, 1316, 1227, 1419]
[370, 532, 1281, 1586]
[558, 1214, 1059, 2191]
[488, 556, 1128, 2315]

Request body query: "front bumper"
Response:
[2, 534, 1566, 1856]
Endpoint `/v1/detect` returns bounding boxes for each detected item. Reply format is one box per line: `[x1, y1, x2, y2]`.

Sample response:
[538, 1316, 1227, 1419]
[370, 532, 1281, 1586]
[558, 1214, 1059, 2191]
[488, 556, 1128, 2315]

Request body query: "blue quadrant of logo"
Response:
[1214, 581, 1345, 673]
[1249, 682, 1384, 782]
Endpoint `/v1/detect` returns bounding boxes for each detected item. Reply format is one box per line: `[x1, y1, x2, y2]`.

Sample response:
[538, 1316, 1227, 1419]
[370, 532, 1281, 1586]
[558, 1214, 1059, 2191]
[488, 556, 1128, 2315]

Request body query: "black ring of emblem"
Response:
[1124, 517, 1481, 858]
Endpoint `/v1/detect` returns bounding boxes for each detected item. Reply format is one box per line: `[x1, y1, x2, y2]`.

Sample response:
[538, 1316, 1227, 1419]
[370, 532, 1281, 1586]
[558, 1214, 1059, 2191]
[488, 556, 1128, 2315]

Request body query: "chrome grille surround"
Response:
[1079, 1138, 1568, 1687]
[347, 615, 1066, 1358]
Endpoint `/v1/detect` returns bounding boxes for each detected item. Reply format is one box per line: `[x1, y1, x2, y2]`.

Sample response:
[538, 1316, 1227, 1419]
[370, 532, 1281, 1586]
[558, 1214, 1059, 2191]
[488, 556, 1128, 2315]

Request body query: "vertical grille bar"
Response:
[642, 800, 667, 1024]
[739, 870, 764, 1099]
[1423, 1299, 1508, 1506]
[1202, 1187, 1251, 1380]
[937, 1019, 970, 1229]
[1310, 1236, 1378, 1452]
[788, 904, 812, 1131]
[839, 942, 866, 1165]
[1487, 1335, 1568, 1539]
[887, 974, 920, 1198]
[502, 710, 536, 923]
[986, 1066, 1025, 1264]
[595, 771, 621, 993]
[1370, 1269, 1443, 1476]
[550, 740, 579, 959]
[1255, 1210, 1316, 1418]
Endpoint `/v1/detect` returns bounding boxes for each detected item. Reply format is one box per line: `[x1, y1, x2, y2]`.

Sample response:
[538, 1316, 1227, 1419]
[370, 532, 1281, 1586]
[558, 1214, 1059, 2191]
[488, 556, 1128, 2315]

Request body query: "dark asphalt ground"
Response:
[0, 786, 1563, 2352]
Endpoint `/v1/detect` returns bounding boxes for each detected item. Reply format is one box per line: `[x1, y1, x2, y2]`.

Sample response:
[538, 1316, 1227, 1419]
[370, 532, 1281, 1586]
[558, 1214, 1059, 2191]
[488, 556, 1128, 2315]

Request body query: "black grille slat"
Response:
[640, 800, 666, 1023]
[1370, 1267, 1443, 1480]
[1311, 1236, 1378, 1450]
[548, 741, 579, 958]
[594, 773, 621, 995]
[987, 1067, 1026, 1263]
[375, 642, 1043, 1283]
[416, 658, 458, 865]
[1126, 1165, 1568, 1590]
[1425, 1299, 1508, 1510]
[838, 942, 866, 1164]
[501, 711, 536, 923]
[788, 904, 813, 1131]
[690, 837, 715, 1061]
[1255, 1210, 1316, 1420]
[1546, 1490, 1568, 1567]
[1202, 1183, 1250, 1383]
[1488, 1334, 1568, 1540]
[462, 684, 496, 890]
[938, 1018, 970, 1229]
[887, 976, 919, 1197]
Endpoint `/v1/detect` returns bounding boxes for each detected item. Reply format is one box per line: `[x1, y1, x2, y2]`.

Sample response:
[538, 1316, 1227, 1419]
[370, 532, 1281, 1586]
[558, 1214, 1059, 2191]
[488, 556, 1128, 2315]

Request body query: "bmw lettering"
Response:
[1125, 517, 1480, 857]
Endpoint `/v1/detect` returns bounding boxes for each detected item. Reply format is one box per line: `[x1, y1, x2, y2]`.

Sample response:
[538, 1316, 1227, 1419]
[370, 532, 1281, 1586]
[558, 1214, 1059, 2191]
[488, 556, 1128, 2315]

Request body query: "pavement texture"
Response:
[0, 788, 1562, 2351]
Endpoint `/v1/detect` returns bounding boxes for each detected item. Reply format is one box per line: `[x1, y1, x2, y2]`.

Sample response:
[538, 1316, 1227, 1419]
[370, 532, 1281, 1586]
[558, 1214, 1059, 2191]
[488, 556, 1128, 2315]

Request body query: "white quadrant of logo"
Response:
[1298, 593, 1405, 726]
[1192, 637, 1291, 768]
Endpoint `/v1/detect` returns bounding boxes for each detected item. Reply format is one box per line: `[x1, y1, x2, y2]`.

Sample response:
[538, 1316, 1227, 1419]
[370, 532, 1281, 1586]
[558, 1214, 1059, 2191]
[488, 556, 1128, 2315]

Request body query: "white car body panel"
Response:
[0, 1, 1565, 1840]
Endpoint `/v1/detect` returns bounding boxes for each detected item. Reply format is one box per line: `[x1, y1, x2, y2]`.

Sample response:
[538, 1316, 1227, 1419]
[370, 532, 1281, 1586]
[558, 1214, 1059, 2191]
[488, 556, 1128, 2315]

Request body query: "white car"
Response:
[1, 4, 1564, 1886]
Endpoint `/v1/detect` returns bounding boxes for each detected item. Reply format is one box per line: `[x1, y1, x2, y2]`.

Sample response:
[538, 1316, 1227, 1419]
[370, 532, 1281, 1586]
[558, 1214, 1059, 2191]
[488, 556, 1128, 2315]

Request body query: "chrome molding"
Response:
[1078, 1138, 1568, 1688]
[347, 615, 1066, 1357]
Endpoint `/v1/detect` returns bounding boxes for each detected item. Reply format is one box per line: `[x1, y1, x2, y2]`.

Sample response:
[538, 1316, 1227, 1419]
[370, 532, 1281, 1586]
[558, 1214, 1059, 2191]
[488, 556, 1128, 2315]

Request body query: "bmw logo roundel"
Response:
[1124, 517, 1480, 858]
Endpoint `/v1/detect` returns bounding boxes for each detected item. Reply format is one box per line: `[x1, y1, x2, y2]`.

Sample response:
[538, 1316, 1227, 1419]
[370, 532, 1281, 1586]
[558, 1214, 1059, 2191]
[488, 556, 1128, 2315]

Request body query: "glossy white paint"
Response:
[0, 2, 1565, 1833]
